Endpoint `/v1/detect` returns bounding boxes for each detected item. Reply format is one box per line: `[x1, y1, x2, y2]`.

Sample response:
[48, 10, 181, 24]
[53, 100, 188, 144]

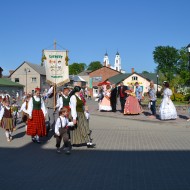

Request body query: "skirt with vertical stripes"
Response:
[70, 112, 90, 145]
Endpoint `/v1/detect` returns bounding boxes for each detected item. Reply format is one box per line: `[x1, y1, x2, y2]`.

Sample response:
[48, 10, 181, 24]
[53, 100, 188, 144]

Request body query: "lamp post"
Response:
[24, 68, 30, 94]
[156, 74, 159, 96]
[186, 44, 190, 86]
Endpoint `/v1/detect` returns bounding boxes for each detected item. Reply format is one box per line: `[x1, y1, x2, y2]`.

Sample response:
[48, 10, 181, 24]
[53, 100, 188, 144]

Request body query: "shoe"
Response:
[32, 137, 37, 143]
[56, 148, 61, 154]
[7, 138, 10, 142]
[9, 136, 13, 141]
[36, 140, 41, 144]
[87, 143, 96, 148]
[65, 149, 71, 155]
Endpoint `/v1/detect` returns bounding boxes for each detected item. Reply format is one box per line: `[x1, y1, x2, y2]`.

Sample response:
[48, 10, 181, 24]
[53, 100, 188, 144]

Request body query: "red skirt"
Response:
[26, 110, 46, 137]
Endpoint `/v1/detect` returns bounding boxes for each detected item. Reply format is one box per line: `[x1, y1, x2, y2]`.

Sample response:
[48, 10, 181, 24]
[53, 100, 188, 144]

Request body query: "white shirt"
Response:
[46, 86, 54, 97]
[19, 101, 28, 113]
[56, 94, 69, 111]
[54, 116, 74, 135]
[0, 106, 10, 120]
[70, 94, 82, 120]
[27, 96, 47, 117]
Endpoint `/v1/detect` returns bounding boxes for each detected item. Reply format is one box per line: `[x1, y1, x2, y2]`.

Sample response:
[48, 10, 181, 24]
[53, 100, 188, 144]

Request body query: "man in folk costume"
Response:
[110, 83, 118, 112]
[26, 88, 47, 143]
[46, 85, 58, 134]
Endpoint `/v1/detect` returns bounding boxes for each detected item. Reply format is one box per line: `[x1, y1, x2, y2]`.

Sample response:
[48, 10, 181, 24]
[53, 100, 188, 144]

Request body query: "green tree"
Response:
[153, 46, 180, 83]
[142, 71, 149, 74]
[69, 62, 87, 75]
[87, 61, 102, 71]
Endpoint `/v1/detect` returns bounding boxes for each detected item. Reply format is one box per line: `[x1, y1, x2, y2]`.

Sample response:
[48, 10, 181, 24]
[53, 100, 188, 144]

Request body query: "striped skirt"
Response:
[26, 110, 46, 137]
[70, 112, 90, 145]
[1, 118, 14, 131]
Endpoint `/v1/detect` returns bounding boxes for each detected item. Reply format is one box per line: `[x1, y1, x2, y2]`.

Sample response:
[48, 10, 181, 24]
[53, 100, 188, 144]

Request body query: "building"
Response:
[103, 51, 125, 73]
[9, 61, 49, 94]
[0, 78, 24, 97]
[89, 66, 121, 97]
[108, 68, 162, 95]
[78, 70, 92, 87]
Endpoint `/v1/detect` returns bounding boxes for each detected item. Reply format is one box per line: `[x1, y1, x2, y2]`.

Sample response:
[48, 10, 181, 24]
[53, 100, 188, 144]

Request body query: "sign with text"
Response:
[43, 50, 70, 86]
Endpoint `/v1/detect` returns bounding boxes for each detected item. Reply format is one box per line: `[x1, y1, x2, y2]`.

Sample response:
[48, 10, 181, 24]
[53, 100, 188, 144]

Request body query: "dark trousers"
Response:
[110, 98, 117, 112]
[150, 100, 156, 115]
[55, 128, 70, 148]
[120, 97, 126, 113]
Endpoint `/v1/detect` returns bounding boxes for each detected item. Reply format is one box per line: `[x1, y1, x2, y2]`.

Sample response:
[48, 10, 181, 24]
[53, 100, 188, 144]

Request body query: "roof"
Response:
[9, 61, 46, 77]
[78, 70, 92, 76]
[0, 78, 24, 87]
[89, 66, 121, 74]
[69, 75, 86, 82]
[107, 72, 159, 84]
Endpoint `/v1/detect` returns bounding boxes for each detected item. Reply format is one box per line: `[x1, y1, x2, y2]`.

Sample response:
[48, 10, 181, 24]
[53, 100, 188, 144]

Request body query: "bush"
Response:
[184, 93, 190, 101]
[171, 93, 185, 101]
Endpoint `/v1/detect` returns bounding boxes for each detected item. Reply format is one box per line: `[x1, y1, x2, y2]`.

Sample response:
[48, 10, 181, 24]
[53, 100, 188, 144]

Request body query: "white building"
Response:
[103, 51, 125, 73]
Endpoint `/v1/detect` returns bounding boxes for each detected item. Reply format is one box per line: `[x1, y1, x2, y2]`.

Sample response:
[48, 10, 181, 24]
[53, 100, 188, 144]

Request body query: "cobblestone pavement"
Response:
[0, 99, 190, 190]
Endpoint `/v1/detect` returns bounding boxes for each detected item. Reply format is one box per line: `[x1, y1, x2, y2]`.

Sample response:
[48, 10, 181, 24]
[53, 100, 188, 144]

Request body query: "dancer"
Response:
[159, 81, 177, 120]
[26, 88, 47, 143]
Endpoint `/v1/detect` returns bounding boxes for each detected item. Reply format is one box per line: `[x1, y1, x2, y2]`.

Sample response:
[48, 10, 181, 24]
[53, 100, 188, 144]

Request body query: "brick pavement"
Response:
[0, 99, 190, 190]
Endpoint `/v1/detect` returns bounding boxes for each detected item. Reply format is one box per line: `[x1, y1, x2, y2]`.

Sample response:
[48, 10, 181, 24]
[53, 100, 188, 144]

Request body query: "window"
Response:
[132, 76, 138, 81]
[15, 78, 19, 83]
[32, 77, 37, 82]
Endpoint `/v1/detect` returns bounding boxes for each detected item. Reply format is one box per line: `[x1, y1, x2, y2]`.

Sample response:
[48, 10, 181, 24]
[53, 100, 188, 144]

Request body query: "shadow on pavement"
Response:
[0, 142, 190, 190]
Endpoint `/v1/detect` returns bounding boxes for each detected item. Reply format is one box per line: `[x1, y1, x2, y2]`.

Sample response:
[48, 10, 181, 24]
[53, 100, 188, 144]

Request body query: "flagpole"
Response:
[54, 40, 57, 111]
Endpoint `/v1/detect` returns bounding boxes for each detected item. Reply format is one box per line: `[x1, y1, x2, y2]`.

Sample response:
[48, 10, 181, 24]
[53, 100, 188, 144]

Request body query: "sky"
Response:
[1, 0, 190, 75]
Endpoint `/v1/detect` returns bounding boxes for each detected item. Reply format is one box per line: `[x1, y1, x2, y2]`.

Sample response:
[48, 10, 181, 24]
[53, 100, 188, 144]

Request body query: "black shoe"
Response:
[56, 148, 61, 154]
[32, 137, 36, 143]
[87, 143, 96, 148]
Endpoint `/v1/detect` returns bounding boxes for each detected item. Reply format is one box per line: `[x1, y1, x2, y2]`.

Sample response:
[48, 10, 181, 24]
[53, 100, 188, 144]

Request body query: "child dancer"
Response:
[0, 98, 14, 142]
[54, 107, 74, 154]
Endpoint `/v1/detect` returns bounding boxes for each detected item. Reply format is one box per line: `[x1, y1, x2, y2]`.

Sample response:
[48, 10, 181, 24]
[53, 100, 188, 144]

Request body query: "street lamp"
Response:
[156, 74, 159, 96]
[24, 68, 30, 94]
[186, 44, 190, 86]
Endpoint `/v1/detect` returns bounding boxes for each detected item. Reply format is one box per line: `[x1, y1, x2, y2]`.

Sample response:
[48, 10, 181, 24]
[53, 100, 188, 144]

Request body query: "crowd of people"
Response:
[97, 81, 188, 122]
[0, 86, 95, 154]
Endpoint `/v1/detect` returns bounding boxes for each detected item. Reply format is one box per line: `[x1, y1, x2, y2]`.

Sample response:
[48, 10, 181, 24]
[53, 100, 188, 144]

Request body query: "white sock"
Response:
[35, 135, 39, 141]
[25, 125, 27, 131]
[5, 131, 9, 138]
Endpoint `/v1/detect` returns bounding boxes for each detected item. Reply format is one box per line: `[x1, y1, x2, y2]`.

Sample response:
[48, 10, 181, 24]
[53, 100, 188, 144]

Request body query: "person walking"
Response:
[69, 86, 95, 148]
[110, 84, 117, 112]
[26, 88, 47, 143]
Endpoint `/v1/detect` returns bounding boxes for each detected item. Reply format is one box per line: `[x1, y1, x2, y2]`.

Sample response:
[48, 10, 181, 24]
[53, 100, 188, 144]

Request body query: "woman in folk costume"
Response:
[124, 84, 141, 115]
[0, 98, 15, 142]
[19, 94, 31, 132]
[26, 88, 47, 143]
[69, 86, 95, 148]
[99, 85, 112, 111]
[159, 81, 177, 120]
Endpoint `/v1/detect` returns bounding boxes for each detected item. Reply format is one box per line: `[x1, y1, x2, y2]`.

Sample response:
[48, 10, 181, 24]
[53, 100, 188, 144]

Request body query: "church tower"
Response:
[103, 52, 110, 67]
[114, 51, 121, 71]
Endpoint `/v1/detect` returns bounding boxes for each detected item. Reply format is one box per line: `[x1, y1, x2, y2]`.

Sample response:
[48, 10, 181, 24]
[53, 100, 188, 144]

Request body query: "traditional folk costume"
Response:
[26, 93, 47, 143]
[0, 103, 15, 142]
[70, 86, 95, 148]
[11, 101, 19, 130]
[159, 88, 177, 120]
[99, 90, 112, 111]
[54, 115, 73, 154]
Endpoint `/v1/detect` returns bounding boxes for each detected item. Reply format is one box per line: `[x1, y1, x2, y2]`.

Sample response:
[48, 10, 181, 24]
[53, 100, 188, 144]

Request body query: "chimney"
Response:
[131, 68, 135, 73]
[9, 70, 14, 75]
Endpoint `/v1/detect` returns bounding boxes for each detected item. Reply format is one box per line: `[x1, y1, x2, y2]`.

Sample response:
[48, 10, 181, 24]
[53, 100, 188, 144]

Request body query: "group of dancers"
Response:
[0, 86, 95, 154]
[98, 80, 178, 120]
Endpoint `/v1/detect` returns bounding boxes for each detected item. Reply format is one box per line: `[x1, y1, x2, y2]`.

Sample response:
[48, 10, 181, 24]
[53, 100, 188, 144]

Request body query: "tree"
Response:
[69, 62, 87, 75]
[142, 71, 149, 74]
[153, 46, 180, 83]
[87, 61, 102, 71]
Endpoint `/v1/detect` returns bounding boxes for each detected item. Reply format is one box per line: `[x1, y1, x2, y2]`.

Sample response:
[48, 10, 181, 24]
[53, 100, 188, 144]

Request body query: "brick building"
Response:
[89, 66, 121, 97]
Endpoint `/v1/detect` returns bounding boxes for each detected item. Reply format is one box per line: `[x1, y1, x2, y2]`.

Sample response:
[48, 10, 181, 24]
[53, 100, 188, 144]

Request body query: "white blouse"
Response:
[0, 106, 10, 120]
[70, 94, 82, 120]
[27, 96, 47, 117]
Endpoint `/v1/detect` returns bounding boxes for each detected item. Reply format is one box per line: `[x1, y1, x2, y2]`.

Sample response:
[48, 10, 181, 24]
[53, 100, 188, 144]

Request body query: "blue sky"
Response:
[1, 0, 190, 75]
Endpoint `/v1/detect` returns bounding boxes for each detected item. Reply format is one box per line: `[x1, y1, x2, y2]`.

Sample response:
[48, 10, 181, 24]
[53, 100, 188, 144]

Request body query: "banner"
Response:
[43, 50, 70, 86]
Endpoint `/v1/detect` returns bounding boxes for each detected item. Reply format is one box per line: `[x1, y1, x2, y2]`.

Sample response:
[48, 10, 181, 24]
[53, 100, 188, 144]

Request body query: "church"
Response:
[103, 51, 125, 73]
